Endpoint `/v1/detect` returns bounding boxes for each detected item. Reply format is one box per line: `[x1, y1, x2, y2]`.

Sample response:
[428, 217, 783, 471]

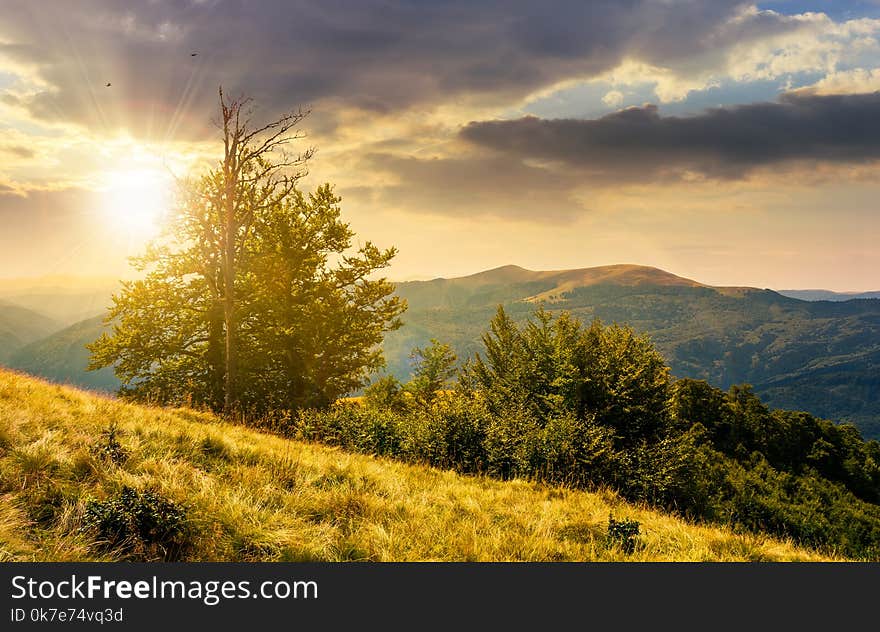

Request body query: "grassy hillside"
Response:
[0, 369, 833, 561]
[386, 265, 880, 438]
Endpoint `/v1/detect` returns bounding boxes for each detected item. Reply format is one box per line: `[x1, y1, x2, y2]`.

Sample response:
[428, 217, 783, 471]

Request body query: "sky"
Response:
[0, 1, 878, 291]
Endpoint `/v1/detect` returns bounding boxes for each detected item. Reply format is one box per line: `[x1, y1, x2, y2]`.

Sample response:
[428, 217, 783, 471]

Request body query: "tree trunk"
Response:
[207, 299, 225, 410]
[223, 181, 238, 414]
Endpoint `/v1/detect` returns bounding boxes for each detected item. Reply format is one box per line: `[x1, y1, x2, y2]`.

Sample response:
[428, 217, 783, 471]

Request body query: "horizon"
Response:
[0, 261, 878, 294]
[1, 1, 879, 292]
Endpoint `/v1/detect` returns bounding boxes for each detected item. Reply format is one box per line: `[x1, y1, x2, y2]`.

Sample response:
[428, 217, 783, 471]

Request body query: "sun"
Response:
[101, 168, 172, 237]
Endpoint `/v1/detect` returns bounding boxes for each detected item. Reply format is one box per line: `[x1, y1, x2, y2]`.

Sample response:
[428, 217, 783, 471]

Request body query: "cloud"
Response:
[800, 67, 880, 93]
[532, 10, 880, 107]
[1, 144, 34, 159]
[355, 152, 585, 221]
[460, 91, 880, 181]
[602, 90, 625, 107]
[0, 1, 801, 140]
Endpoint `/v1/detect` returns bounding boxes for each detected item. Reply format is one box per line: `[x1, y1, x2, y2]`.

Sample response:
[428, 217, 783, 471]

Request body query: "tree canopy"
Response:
[89, 91, 405, 414]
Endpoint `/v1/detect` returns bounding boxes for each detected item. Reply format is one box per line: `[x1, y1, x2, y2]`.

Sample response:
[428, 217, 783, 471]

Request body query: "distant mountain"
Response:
[385, 264, 880, 439]
[6, 315, 118, 392]
[0, 277, 119, 327]
[4, 264, 879, 439]
[0, 301, 59, 362]
[778, 289, 880, 302]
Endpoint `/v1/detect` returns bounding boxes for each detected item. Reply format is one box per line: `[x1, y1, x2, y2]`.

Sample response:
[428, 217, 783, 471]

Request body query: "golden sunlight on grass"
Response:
[0, 370, 839, 562]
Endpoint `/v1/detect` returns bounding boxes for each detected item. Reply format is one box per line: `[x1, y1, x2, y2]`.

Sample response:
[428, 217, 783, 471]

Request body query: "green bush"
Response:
[484, 407, 542, 480]
[82, 486, 191, 561]
[363, 375, 409, 412]
[607, 514, 641, 554]
[428, 395, 490, 472]
[537, 414, 617, 486]
[92, 423, 128, 466]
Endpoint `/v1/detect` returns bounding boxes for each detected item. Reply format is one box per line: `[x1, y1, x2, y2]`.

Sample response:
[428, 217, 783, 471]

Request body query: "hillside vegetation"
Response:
[0, 369, 833, 562]
[5, 264, 878, 438]
[385, 264, 880, 438]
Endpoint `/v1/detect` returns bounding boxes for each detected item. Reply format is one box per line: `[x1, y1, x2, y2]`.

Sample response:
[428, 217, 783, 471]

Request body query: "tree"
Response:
[406, 339, 457, 404]
[462, 306, 671, 443]
[579, 320, 671, 445]
[89, 90, 405, 414]
[238, 184, 404, 411]
[214, 88, 314, 412]
[462, 306, 587, 420]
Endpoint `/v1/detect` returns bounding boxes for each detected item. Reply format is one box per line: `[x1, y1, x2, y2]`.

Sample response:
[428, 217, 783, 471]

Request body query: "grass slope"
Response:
[0, 370, 834, 561]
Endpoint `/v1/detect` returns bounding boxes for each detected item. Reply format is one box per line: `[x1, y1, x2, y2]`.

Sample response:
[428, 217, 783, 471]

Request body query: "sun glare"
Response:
[101, 168, 172, 237]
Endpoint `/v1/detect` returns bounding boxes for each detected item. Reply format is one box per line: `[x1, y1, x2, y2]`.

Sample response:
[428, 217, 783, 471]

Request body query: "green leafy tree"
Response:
[89, 93, 405, 414]
[580, 319, 671, 445]
[237, 184, 404, 410]
[406, 339, 457, 404]
[364, 374, 407, 411]
[213, 88, 315, 412]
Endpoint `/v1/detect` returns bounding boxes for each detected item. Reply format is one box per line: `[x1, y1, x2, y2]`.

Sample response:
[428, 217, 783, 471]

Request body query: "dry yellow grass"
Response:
[0, 369, 838, 561]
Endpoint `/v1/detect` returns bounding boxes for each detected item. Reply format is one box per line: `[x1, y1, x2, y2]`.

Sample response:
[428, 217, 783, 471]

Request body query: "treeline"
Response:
[257, 306, 880, 559]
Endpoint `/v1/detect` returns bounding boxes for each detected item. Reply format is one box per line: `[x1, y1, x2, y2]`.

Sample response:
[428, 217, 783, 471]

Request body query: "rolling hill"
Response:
[384, 264, 880, 438]
[0, 368, 834, 561]
[7, 315, 118, 392]
[779, 289, 880, 302]
[0, 301, 58, 363]
[0, 276, 118, 327]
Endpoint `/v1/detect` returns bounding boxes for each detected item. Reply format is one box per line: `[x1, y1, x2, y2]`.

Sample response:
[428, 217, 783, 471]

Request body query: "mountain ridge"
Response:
[384, 264, 880, 438]
[3, 264, 879, 438]
[779, 289, 880, 302]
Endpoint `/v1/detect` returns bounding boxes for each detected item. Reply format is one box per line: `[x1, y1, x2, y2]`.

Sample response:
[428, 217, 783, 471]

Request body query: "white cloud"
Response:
[536, 10, 880, 107]
[800, 67, 880, 94]
[601, 90, 624, 107]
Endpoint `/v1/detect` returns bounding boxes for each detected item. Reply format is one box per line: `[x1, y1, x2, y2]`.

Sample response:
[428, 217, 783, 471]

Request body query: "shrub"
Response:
[484, 408, 543, 480]
[92, 423, 128, 465]
[363, 375, 409, 412]
[607, 514, 641, 554]
[433, 395, 490, 473]
[397, 408, 445, 465]
[82, 486, 191, 561]
[537, 413, 618, 486]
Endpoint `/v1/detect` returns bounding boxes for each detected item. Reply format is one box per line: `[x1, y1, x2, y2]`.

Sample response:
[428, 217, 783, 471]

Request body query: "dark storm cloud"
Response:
[459, 92, 880, 180]
[0, 1, 799, 138]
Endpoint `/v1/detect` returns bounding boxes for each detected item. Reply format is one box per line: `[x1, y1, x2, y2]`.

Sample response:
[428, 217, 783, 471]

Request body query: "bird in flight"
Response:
[190, 52, 198, 56]
[105, 82, 111, 87]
